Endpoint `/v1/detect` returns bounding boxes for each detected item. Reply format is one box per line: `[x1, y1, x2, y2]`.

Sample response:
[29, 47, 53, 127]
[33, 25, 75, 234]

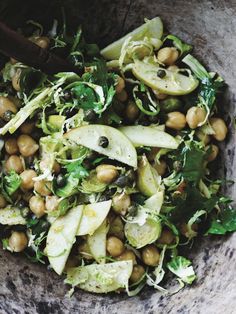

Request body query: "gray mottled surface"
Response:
[0, 0, 236, 313]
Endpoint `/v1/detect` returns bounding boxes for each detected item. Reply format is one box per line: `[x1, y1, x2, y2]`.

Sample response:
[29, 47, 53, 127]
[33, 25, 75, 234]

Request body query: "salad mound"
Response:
[0, 16, 235, 296]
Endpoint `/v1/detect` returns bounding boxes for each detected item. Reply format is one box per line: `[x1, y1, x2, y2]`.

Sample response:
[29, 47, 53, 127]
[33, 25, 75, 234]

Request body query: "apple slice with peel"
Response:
[101, 17, 163, 60]
[64, 125, 137, 168]
[65, 261, 133, 293]
[87, 219, 108, 263]
[132, 59, 199, 95]
[119, 126, 179, 149]
[77, 200, 112, 236]
[137, 155, 161, 197]
[46, 205, 83, 275]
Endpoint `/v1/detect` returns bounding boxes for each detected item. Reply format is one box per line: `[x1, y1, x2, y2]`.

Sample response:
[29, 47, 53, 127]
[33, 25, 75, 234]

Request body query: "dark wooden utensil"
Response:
[0, 20, 79, 74]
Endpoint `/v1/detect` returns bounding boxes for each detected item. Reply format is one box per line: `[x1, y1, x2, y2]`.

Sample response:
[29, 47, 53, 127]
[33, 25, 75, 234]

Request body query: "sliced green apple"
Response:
[119, 126, 179, 149]
[101, 17, 163, 60]
[0, 206, 26, 225]
[46, 205, 83, 275]
[132, 59, 199, 95]
[144, 190, 164, 215]
[125, 218, 162, 249]
[64, 125, 137, 168]
[87, 219, 108, 263]
[77, 200, 112, 236]
[65, 261, 133, 293]
[137, 155, 160, 196]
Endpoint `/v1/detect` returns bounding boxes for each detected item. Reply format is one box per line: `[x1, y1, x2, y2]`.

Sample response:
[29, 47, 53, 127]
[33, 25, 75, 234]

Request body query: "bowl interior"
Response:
[0, 1, 235, 313]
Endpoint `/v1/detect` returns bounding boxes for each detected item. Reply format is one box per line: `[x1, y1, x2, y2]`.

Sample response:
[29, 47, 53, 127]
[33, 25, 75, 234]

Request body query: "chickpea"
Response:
[116, 90, 128, 102]
[0, 194, 7, 208]
[158, 229, 175, 245]
[34, 36, 50, 49]
[96, 164, 118, 184]
[142, 245, 160, 266]
[125, 101, 140, 122]
[210, 117, 228, 141]
[109, 216, 125, 240]
[17, 135, 39, 157]
[20, 170, 37, 190]
[78, 242, 93, 260]
[19, 122, 35, 134]
[166, 111, 186, 130]
[29, 195, 46, 218]
[186, 107, 206, 129]
[153, 89, 168, 100]
[153, 160, 167, 176]
[130, 265, 145, 283]
[5, 138, 19, 155]
[196, 130, 211, 145]
[207, 144, 219, 162]
[45, 196, 59, 212]
[9, 231, 28, 252]
[34, 180, 52, 196]
[12, 68, 21, 91]
[0, 96, 17, 119]
[112, 192, 131, 216]
[5, 155, 24, 174]
[115, 76, 125, 94]
[117, 249, 137, 264]
[8, 96, 22, 108]
[157, 47, 179, 66]
[106, 236, 125, 257]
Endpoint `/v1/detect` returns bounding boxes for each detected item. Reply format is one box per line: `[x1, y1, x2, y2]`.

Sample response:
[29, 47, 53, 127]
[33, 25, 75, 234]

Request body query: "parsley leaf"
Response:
[168, 185, 218, 223]
[207, 206, 236, 235]
[182, 142, 206, 184]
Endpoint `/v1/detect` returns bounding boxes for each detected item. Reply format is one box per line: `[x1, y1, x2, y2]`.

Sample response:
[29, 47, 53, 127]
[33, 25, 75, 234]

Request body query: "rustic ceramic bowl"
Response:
[0, 1, 235, 313]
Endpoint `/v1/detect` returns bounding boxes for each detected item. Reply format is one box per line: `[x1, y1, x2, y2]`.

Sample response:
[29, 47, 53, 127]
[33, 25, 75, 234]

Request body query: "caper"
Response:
[63, 90, 72, 101]
[3, 110, 14, 122]
[98, 136, 109, 148]
[84, 109, 97, 122]
[157, 69, 166, 78]
[17, 199, 27, 209]
[114, 175, 129, 188]
[56, 174, 67, 187]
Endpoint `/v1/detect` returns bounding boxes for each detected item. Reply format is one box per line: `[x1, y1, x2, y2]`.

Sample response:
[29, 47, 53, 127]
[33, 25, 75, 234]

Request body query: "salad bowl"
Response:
[0, 0, 235, 313]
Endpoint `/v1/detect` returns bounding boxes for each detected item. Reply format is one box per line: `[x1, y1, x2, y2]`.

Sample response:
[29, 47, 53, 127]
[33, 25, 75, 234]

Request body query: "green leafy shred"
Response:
[164, 35, 192, 56]
[167, 256, 196, 284]
[3, 170, 22, 196]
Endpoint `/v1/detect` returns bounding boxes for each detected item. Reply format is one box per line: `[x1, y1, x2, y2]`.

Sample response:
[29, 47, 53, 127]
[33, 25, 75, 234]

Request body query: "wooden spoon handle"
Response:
[0, 20, 80, 74]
